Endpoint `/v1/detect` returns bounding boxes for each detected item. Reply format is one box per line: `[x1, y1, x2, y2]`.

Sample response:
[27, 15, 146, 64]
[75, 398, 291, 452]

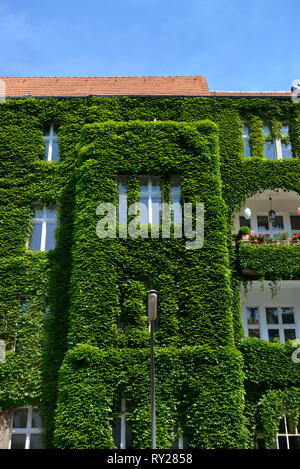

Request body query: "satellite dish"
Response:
[291, 79, 300, 92]
[244, 207, 251, 220]
[292, 80, 300, 103]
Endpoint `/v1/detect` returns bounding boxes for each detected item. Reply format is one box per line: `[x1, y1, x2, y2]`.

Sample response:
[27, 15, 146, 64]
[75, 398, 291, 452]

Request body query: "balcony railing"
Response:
[237, 241, 300, 280]
[241, 239, 300, 246]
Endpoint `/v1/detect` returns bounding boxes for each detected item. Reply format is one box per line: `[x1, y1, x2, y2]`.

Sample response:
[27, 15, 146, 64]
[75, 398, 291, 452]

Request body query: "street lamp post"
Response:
[147, 290, 158, 450]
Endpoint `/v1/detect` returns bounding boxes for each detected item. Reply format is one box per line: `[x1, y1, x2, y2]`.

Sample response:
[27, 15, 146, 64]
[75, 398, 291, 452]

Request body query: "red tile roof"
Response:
[0, 76, 209, 97]
[0, 76, 292, 98]
[210, 91, 292, 97]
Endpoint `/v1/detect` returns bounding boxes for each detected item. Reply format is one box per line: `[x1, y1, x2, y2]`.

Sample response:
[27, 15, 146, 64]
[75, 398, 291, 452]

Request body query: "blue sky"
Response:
[0, 0, 298, 91]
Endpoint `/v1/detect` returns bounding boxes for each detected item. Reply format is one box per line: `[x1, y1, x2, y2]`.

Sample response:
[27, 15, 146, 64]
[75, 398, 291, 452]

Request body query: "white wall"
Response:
[241, 281, 300, 342]
[234, 190, 300, 237]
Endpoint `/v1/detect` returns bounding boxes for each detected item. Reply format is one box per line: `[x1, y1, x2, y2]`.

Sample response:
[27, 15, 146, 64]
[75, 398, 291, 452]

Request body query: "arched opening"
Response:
[234, 189, 300, 241]
[234, 190, 300, 344]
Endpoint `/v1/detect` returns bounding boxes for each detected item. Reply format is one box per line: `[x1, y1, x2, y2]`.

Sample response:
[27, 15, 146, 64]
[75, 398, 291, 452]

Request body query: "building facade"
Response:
[0, 76, 299, 449]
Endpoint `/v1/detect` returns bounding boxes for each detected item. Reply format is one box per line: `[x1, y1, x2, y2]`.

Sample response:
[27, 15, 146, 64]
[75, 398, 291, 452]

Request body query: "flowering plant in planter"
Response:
[249, 233, 265, 243]
[292, 233, 300, 243]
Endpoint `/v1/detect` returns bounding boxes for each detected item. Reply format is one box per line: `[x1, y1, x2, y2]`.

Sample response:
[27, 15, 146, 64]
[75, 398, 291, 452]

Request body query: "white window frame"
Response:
[290, 212, 300, 236]
[245, 306, 260, 339]
[243, 125, 251, 158]
[44, 124, 59, 162]
[265, 305, 297, 343]
[8, 406, 42, 449]
[140, 176, 162, 224]
[118, 176, 182, 226]
[119, 396, 128, 450]
[263, 124, 293, 160]
[113, 395, 131, 450]
[31, 205, 57, 251]
[245, 305, 299, 343]
[276, 415, 300, 449]
[256, 212, 285, 238]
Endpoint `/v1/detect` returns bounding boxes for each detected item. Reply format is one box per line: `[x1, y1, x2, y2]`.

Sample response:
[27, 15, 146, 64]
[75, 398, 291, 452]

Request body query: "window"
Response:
[276, 415, 300, 449]
[9, 406, 43, 449]
[170, 175, 182, 223]
[266, 307, 296, 343]
[171, 432, 188, 449]
[117, 176, 182, 225]
[239, 216, 251, 229]
[30, 205, 57, 251]
[280, 126, 293, 159]
[118, 176, 127, 226]
[263, 124, 293, 159]
[243, 126, 251, 158]
[263, 126, 276, 159]
[246, 307, 260, 338]
[290, 215, 300, 232]
[113, 396, 132, 449]
[43, 124, 59, 161]
[245, 306, 297, 343]
[256, 214, 284, 238]
[139, 176, 162, 224]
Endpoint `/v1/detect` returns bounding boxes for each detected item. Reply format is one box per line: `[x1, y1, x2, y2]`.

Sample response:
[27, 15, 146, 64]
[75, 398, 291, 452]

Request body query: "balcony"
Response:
[238, 241, 300, 280]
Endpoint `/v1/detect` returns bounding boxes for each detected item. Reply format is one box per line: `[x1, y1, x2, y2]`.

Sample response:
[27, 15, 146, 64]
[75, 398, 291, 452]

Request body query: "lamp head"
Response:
[147, 290, 158, 321]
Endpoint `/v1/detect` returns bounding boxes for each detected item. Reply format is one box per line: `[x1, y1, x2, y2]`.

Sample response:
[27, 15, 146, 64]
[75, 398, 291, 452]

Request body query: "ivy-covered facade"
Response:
[0, 87, 300, 449]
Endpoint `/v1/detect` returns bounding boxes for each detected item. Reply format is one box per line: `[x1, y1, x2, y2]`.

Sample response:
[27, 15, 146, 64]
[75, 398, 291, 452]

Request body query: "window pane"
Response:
[125, 421, 133, 449]
[171, 438, 179, 449]
[31, 408, 42, 428]
[273, 216, 284, 230]
[44, 140, 50, 161]
[45, 222, 56, 250]
[247, 307, 259, 325]
[113, 417, 121, 449]
[281, 126, 289, 135]
[151, 176, 161, 194]
[170, 175, 181, 192]
[266, 307, 279, 324]
[29, 434, 43, 449]
[139, 176, 149, 194]
[30, 223, 42, 251]
[279, 418, 286, 433]
[282, 143, 293, 159]
[172, 198, 182, 223]
[51, 140, 59, 161]
[239, 216, 251, 228]
[248, 329, 260, 338]
[287, 416, 297, 434]
[140, 198, 149, 224]
[268, 329, 280, 342]
[277, 436, 288, 449]
[289, 436, 300, 449]
[118, 176, 127, 195]
[256, 438, 266, 449]
[281, 307, 295, 324]
[290, 216, 300, 231]
[265, 141, 276, 159]
[119, 194, 127, 225]
[152, 196, 161, 225]
[243, 127, 251, 158]
[46, 208, 57, 220]
[34, 208, 44, 220]
[13, 408, 28, 428]
[53, 125, 59, 137]
[257, 216, 269, 231]
[43, 124, 51, 137]
[11, 434, 26, 449]
[284, 329, 296, 342]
